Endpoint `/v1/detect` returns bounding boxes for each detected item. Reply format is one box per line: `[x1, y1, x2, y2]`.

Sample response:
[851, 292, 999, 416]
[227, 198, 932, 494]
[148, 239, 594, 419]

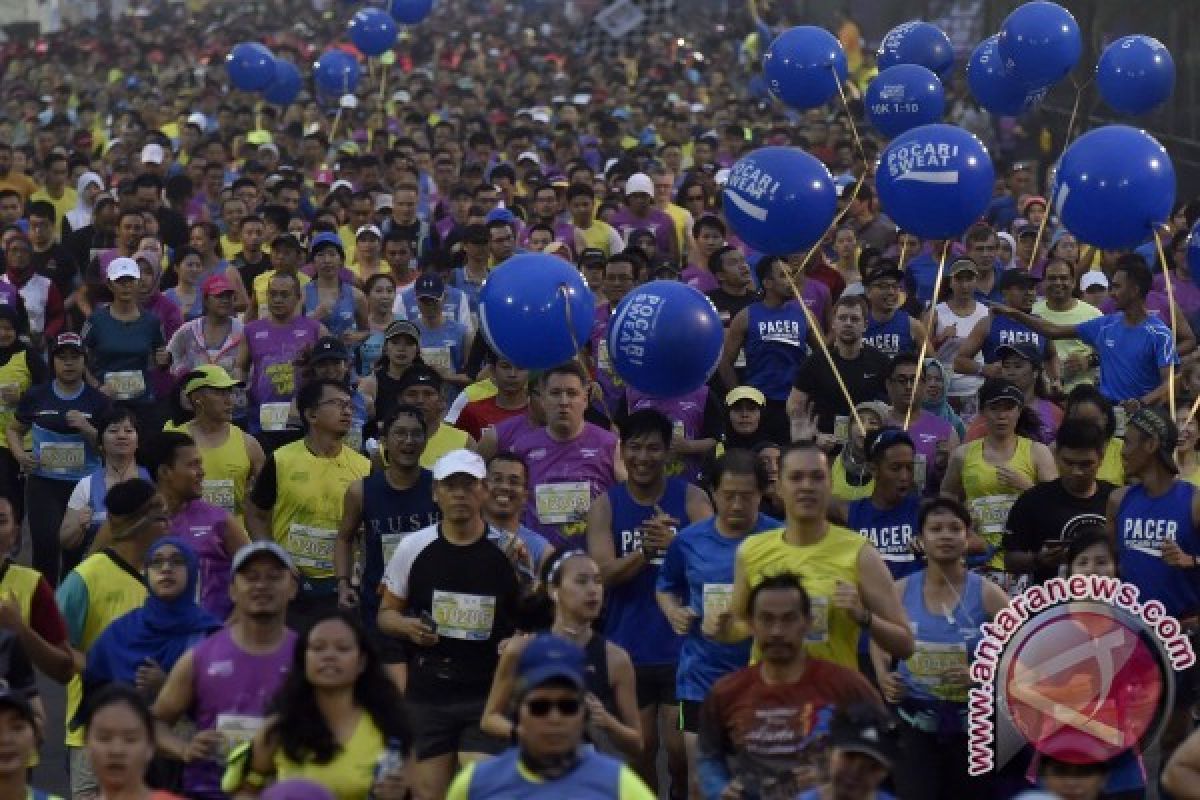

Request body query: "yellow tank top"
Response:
[1098, 437, 1125, 485]
[276, 713, 383, 800]
[737, 525, 865, 669]
[831, 453, 874, 502]
[961, 437, 1037, 570]
[0, 561, 40, 623]
[0, 351, 33, 449]
[580, 220, 618, 257]
[188, 422, 253, 521]
[420, 424, 470, 469]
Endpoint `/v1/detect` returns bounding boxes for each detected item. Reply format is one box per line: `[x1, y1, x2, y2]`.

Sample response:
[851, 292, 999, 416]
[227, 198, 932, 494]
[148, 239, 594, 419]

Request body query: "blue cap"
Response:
[415, 271, 445, 299]
[518, 633, 585, 692]
[485, 208, 516, 225]
[309, 231, 344, 260]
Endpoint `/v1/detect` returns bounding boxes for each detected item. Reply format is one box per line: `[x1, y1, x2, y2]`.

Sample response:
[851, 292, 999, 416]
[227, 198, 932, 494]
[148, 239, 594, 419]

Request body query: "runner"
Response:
[931, 259, 989, 419]
[880, 353, 958, 495]
[861, 262, 926, 358]
[1033, 258, 1101, 391]
[358, 320, 422, 429]
[953, 269, 1059, 386]
[393, 364, 473, 467]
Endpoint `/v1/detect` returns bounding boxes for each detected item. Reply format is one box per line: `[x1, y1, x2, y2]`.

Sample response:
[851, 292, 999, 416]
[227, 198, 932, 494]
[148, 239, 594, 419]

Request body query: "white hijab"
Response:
[65, 171, 105, 232]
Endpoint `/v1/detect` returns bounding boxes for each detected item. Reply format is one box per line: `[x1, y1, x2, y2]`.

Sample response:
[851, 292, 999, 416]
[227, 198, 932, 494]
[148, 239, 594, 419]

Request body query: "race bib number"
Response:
[39, 442, 85, 473]
[421, 346, 452, 372]
[597, 340, 612, 371]
[914, 453, 928, 490]
[909, 641, 969, 702]
[702, 583, 734, 619]
[970, 494, 1014, 535]
[806, 595, 830, 645]
[431, 590, 496, 641]
[535, 481, 592, 525]
[215, 714, 264, 753]
[382, 531, 405, 567]
[104, 371, 146, 400]
[259, 402, 291, 432]
[286, 524, 336, 572]
[202, 479, 236, 515]
[834, 415, 850, 445]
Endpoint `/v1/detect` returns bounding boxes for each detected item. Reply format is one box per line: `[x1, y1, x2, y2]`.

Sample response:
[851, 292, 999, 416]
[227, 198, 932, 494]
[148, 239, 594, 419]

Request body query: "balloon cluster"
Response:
[225, 0, 434, 106]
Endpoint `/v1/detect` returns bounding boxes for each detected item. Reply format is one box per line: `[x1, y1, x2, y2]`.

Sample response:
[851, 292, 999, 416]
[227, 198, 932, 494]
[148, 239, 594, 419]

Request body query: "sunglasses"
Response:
[525, 696, 583, 717]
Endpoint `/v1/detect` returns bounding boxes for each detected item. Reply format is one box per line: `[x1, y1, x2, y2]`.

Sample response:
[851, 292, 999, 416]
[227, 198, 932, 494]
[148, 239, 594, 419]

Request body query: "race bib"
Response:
[734, 348, 747, 369]
[382, 531, 405, 567]
[914, 453, 928, 490]
[39, 442, 85, 473]
[806, 595, 830, 645]
[431, 590, 496, 641]
[286, 524, 336, 572]
[1114, 404, 1127, 438]
[909, 641, 969, 703]
[202, 479, 236, 515]
[259, 402, 291, 432]
[215, 714, 264, 754]
[971, 494, 1014, 536]
[834, 415, 850, 445]
[420, 346, 452, 371]
[597, 340, 612, 371]
[702, 583, 734, 619]
[535, 481, 592, 525]
[105, 370, 146, 400]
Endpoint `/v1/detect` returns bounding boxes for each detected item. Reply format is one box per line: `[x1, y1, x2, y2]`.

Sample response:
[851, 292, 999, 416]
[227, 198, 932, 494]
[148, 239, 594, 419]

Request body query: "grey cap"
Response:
[231, 541, 297, 577]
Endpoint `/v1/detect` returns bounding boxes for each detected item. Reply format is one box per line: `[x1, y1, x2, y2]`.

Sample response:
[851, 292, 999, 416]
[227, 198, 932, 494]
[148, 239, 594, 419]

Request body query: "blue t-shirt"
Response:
[80, 307, 165, 401]
[413, 317, 469, 374]
[847, 494, 922, 580]
[1116, 481, 1200, 619]
[1075, 312, 1177, 402]
[864, 310, 914, 357]
[15, 381, 111, 482]
[656, 513, 780, 702]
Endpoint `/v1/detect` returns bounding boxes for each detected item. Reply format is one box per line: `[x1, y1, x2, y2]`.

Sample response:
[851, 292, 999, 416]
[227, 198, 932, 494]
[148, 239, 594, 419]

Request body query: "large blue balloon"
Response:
[967, 35, 1049, 116]
[722, 147, 836, 255]
[1097, 35, 1175, 116]
[607, 282, 724, 397]
[226, 43, 275, 92]
[479, 255, 595, 371]
[263, 60, 302, 106]
[998, 1, 1081, 88]
[349, 8, 397, 56]
[866, 64, 945, 138]
[314, 50, 360, 95]
[876, 21, 954, 79]
[763, 26, 848, 110]
[1053, 125, 1175, 251]
[389, 0, 433, 24]
[876, 124, 995, 240]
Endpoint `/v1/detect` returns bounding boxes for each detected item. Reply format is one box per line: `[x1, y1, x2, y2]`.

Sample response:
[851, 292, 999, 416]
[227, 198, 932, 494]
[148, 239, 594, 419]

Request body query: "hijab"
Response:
[996, 232, 1018, 272]
[82, 537, 220, 690]
[920, 358, 966, 440]
[66, 171, 105, 232]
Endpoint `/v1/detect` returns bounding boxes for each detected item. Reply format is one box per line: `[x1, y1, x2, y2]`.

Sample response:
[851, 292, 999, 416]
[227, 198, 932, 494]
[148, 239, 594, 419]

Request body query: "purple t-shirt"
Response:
[905, 411, 954, 494]
[681, 265, 719, 294]
[511, 423, 618, 551]
[608, 207, 678, 261]
[1102, 291, 1175, 326]
[1153, 273, 1200, 318]
[170, 499, 234, 620]
[626, 385, 710, 484]
[244, 316, 322, 406]
[798, 280, 832, 329]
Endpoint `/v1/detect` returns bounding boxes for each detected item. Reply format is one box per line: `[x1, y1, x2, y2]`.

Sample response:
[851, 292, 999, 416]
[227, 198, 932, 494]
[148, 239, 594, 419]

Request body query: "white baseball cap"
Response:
[355, 224, 382, 240]
[432, 449, 487, 481]
[186, 112, 207, 129]
[625, 173, 654, 196]
[330, 179, 354, 193]
[1081, 271, 1109, 291]
[517, 150, 541, 166]
[139, 143, 165, 164]
[106, 257, 141, 281]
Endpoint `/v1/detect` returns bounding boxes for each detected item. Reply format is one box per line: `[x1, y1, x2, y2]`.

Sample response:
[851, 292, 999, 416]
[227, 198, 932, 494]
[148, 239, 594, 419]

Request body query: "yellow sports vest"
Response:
[188, 422, 253, 521]
[1098, 437, 1125, 486]
[579, 220, 619, 257]
[419, 424, 470, 469]
[831, 454, 874, 502]
[737, 526, 865, 669]
[64, 551, 147, 747]
[0, 351, 33, 450]
[0, 561, 40, 623]
[276, 713, 382, 800]
[271, 440, 370, 579]
[961, 437, 1037, 570]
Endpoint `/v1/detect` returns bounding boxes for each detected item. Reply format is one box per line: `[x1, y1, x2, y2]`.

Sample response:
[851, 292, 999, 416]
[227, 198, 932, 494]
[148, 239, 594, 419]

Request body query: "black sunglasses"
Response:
[526, 696, 583, 717]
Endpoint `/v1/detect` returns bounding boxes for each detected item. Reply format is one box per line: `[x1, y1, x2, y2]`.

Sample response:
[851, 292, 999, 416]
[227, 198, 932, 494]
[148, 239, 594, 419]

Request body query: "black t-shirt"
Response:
[30, 244, 78, 298]
[1004, 478, 1116, 583]
[791, 345, 890, 434]
[156, 206, 189, 251]
[383, 524, 519, 702]
[233, 251, 271, 291]
[706, 287, 759, 327]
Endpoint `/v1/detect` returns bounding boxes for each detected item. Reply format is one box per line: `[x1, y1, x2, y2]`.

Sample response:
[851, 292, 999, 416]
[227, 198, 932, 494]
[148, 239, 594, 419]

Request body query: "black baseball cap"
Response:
[979, 377, 1025, 408]
[384, 320, 420, 342]
[415, 272, 445, 299]
[0, 687, 35, 724]
[397, 364, 444, 392]
[579, 248, 606, 268]
[995, 342, 1042, 366]
[997, 269, 1041, 291]
[310, 336, 349, 364]
[829, 704, 900, 769]
[863, 265, 905, 286]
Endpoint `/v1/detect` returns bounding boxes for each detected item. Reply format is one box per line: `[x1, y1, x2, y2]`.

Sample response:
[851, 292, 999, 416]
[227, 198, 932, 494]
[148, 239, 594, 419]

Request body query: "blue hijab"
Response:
[84, 537, 221, 688]
[920, 358, 966, 440]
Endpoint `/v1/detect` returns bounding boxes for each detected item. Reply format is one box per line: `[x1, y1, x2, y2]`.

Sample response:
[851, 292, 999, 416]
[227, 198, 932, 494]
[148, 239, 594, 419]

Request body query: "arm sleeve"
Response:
[1073, 315, 1104, 348]
[655, 538, 686, 597]
[29, 577, 67, 646]
[14, 388, 35, 426]
[1002, 492, 1035, 554]
[55, 571, 89, 647]
[248, 453, 278, 510]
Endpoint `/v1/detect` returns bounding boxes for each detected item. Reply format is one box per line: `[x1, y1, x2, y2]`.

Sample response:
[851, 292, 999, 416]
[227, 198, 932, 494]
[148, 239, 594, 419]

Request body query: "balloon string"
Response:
[833, 66, 865, 161]
[904, 241, 951, 430]
[560, 284, 614, 421]
[379, 59, 388, 117]
[786, 276, 865, 438]
[1184, 393, 1200, 436]
[1154, 228, 1178, 420]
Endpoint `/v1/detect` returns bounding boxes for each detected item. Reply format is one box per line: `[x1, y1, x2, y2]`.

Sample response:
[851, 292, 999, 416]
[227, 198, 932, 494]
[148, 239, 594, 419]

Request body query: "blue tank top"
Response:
[356, 329, 387, 377]
[84, 466, 153, 548]
[1116, 481, 1200, 618]
[466, 747, 622, 799]
[983, 315, 1050, 363]
[864, 310, 914, 356]
[601, 478, 689, 666]
[744, 301, 808, 401]
[360, 469, 441, 624]
[164, 287, 204, 321]
[847, 494, 922, 579]
[304, 281, 357, 336]
[897, 569, 987, 734]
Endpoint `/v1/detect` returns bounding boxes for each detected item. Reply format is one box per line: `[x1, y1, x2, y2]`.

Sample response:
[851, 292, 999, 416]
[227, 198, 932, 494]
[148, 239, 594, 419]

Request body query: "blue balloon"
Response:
[263, 60, 302, 106]
[1187, 221, 1200, 277]
[967, 35, 1049, 116]
[1097, 35, 1175, 116]
[349, 8, 397, 56]
[866, 64, 946, 138]
[226, 43, 275, 92]
[876, 21, 954, 79]
[313, 49, 360, 95]
[479, 255, 595, 370]
[389, 0, 433, 24]
[607, 282, 724, 397]
[763, 26, 848, 110]
[1053, 125, 1175, 251]
[876, 124, 995, 240]
[998, 1, 1081, 88]
[722, 147, 836, 255]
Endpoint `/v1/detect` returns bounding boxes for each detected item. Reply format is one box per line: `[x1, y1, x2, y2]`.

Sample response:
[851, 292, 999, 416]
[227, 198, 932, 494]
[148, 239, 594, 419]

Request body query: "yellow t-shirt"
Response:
[1098, 437, 1125, 486]
[30, 187, 77, 233]
[419, 424, 470, 469]
[0, 351, 33, 450]
[252, 270, 311, 310]
[220, 233, 243, 260]
[661, 202, 691, 260]
[578, 219, 621, 257]
[961, 437, 1037, 570]
[276, 713, 382, 800]
[737, 525, 865, 669]
[1032, 298, 1101, 391]
[831, 453, 874, 502]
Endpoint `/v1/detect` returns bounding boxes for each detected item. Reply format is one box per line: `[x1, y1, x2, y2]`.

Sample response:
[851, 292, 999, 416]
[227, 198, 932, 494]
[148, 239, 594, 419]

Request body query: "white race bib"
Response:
[215, 713, 264, 753]
[834, 415, 850, 445]
[105, 370, 146, 400]
[909, 641, 969, 702]
[420, 346, 452, 371]
[39, 442, 85, 473]
[381, 531, 405, 567]
[344, 427, 364, 453]
[914, 453, 928, 490]
[286, 524, 336, 572]
[535, 481, 592, 525]
[259, 402, 291, 432]
[702, 583, 734, 619]
[806, 595, 830, 644]
[431, 590, 496, 641]
[202, 479, 236, 515]
[597, 340, 612, 371]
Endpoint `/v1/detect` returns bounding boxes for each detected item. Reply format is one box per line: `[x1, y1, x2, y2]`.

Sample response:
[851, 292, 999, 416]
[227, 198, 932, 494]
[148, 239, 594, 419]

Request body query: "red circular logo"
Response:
[1003, 607, 1167, 763]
